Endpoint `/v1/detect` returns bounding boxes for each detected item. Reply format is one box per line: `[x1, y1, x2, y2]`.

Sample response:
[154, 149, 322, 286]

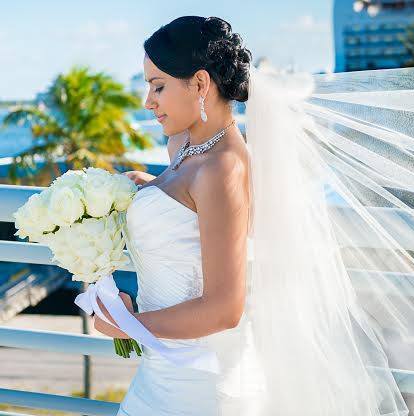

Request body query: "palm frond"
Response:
[5, 65, 154, 184]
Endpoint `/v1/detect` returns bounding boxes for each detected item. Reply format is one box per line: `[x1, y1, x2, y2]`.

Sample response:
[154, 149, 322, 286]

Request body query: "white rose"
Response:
[82, 167, 115, 218]
[13, 190, 56, 242]
[46, 186, 85, 227]
[51, 169, 84, 189]
[46, 211, 129, 283]
[112, 173, 138, 211]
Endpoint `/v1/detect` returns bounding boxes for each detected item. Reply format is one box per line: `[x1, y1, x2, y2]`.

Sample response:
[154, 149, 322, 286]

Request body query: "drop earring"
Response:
[199, 96, 208, 122]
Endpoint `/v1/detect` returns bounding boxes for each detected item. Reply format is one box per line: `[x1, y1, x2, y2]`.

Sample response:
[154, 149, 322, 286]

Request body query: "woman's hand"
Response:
[123, 170, 156, 185]
[93, 292, 135, 339]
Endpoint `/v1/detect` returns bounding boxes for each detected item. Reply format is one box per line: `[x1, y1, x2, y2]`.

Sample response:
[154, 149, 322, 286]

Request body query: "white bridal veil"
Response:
[242, 64, 414, 415]
[76, 61, 414, 415]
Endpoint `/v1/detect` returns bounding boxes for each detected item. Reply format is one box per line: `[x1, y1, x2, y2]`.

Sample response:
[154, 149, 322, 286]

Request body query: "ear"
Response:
[193, 69, 210, 98]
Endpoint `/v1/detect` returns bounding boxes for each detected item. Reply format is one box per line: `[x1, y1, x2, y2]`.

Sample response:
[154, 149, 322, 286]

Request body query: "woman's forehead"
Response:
[143, 57, 166, 82]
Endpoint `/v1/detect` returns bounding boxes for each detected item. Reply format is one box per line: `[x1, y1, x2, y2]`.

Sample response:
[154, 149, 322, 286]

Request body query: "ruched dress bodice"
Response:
[116, 184, 259, 416]
[127, 185, 204, 313]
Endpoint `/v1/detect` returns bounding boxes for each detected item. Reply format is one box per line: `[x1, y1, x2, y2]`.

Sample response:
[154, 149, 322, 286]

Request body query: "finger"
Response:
[124, 172, 136, 180]
[93, 315, 102, 331]
[94, 315, 105, 331]
[95, 316, 111, 333]
[96, 295, 107, 314]
[122, 295, 134, 313]
[119, 292, 130, 302]
[119, 292, 134, 312]
[96, 295, 117, 325]
[125, 173, 141, 184]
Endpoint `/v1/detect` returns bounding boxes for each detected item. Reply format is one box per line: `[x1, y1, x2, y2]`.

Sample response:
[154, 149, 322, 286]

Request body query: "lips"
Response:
[156, 114, 167, 122]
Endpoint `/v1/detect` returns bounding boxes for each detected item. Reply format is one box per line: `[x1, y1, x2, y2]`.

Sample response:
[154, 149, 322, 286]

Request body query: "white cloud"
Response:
[253, 13, 333, 74]
[105, 20, 131, 36]
[0, 18, 138, 100]
[280, 15, 330, 33]
[76, 19, 131, 40]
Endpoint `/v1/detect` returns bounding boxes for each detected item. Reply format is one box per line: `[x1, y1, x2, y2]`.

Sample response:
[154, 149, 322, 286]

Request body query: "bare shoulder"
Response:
[190, 150, 247, 217]
[166, 131, 188, 162]
[195, 151, 244, 186]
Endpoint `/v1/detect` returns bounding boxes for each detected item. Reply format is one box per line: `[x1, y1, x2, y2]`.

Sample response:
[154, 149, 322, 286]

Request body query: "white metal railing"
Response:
[0, 327, 137, 415]
[0, 184, 137, 415]
[1, 183, 414, 415]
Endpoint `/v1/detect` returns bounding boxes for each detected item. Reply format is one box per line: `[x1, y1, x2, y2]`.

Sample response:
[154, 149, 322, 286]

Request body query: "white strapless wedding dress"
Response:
[116, 185, 260, 416]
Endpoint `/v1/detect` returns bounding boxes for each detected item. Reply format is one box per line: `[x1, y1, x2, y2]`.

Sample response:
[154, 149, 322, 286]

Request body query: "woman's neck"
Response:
[187, 115, 235, 146]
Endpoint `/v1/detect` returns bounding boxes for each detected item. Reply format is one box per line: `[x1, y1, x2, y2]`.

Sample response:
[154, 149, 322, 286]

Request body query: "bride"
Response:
[91, 15, 414, 416]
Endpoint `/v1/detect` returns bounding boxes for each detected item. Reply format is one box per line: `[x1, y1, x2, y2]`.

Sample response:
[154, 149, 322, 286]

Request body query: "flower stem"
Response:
[113, 338, 142, 358]
[131, 339, 142, 356]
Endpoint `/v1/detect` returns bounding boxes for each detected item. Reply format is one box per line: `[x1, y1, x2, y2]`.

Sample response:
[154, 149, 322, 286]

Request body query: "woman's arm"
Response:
[94, 292, 135, 339]
[94, 153, 249, 340]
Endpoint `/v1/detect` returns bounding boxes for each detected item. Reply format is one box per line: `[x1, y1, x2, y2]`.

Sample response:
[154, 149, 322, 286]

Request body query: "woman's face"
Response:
[143, 54, 202, 136]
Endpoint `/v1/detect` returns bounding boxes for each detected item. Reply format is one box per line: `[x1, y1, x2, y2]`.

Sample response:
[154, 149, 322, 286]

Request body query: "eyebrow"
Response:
[145, 76, 164, 83]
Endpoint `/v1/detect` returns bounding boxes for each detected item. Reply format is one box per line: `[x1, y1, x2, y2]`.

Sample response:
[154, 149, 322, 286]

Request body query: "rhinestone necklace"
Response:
[172, 120, 236, 170]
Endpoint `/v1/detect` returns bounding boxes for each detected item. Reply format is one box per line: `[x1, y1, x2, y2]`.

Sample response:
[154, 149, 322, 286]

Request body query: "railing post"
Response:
[81, 281, 92, 401]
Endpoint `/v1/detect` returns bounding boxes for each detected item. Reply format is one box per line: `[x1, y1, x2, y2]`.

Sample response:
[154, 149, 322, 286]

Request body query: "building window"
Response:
[346, 49, 363, 57]
[366, 23, 380, 31]
[383, 47, 392, 55]
[346, 62, 364, 71]
[346, 36, 361, 45]
[383, 34, 395, 42]
[366, 48, 382, 56]
[367, 34, 381, 43]
[380, 22, 395, 30]
[381, 2, 411, 10]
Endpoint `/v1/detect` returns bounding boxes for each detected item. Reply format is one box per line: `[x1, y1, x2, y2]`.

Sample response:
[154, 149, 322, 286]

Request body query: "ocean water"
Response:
[0, 105, 246, 160]
[0, 108, 170, 166]
[0, 109, 34, 158]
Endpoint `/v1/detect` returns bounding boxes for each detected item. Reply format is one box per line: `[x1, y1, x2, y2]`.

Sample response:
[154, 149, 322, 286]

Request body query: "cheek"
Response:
[159, 89, 197, 134]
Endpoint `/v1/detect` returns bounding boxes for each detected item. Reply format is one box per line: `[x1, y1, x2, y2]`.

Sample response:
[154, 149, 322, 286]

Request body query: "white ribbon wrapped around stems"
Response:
[74, 273, 221, 375]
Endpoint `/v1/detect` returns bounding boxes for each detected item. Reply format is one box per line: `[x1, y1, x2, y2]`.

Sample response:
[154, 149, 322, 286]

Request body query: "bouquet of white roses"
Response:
[13, 167, 141, 358]
[13, 167, 221, 373]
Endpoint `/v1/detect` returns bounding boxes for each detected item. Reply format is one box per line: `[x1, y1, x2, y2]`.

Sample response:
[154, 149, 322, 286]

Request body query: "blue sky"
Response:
[0, 0, 333, 100]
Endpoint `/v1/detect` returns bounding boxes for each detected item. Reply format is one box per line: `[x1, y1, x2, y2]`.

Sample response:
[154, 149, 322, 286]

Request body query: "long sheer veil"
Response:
[241, 64, 414, 415]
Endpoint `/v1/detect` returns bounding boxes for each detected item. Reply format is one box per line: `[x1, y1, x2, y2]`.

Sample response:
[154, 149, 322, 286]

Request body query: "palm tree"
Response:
[2, 65, 154, 185]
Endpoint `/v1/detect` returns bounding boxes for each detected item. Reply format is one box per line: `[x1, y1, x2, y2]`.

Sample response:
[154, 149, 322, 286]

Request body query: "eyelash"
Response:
[155, 86, 164, 93]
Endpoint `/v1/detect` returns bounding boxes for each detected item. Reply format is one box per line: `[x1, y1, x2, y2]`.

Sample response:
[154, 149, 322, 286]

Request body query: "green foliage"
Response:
[0, 386, 128, 415]
[72, 385, 127, 403]
[2, 65, 154, 185]
[0, 402, 68, 415]
[403, 22, 414, 67]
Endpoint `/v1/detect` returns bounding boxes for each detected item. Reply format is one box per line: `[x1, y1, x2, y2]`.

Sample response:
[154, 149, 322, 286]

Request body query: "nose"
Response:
[144, 90, 157, 111]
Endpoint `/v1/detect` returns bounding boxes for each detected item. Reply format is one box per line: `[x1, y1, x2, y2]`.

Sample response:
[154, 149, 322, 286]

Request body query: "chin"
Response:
[166, 126, 187, 137]
[164, 127, 177, 137]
